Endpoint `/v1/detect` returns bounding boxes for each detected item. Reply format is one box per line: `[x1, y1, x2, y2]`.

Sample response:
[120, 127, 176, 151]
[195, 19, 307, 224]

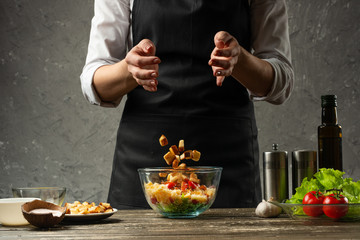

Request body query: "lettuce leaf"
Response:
[287, 177, 323, 204]
[314, 168, 345, 190]
[342, 180, 360, 203]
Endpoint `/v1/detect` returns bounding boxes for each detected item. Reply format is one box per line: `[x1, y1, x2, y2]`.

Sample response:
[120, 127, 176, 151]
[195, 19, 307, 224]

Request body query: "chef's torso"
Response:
[108, 0, 261, 209]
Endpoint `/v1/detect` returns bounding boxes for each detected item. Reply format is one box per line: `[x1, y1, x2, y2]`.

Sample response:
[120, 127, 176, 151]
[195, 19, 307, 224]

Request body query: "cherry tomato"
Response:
[188, 180, 198, 190]
[166, 182, 176, 189]
[151, 197, 158, 205]
[192, 199, 199, 204]
[302, 191, 325, 217]
[323, 193, 349, 219]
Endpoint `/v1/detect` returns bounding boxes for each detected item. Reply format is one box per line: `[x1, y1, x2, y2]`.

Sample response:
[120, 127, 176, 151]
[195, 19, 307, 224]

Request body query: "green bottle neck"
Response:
[322, 106, 338, 125]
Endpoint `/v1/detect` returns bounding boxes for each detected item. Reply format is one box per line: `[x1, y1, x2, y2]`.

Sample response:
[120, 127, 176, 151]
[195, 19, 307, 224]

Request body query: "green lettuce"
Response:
[156, 195, 209, 214]
[287, 168, 360, 204]
[342, 181, 360, 203]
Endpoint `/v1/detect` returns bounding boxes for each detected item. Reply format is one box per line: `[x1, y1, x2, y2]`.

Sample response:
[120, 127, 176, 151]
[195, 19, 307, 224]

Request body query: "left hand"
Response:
[208, 31, 241, 86]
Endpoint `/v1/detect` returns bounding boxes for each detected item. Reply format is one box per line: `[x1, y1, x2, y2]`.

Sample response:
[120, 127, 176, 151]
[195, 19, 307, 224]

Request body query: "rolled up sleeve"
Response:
[249, 0, 294, 104]
[80, 0, 131, 107]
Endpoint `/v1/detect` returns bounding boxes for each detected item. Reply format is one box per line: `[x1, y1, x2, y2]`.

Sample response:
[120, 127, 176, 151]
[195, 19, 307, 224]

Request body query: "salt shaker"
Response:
[263, 143, 288, 202]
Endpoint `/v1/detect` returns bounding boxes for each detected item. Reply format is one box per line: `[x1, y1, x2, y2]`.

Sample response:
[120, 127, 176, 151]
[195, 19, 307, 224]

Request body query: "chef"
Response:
[80, 0, 294, 209]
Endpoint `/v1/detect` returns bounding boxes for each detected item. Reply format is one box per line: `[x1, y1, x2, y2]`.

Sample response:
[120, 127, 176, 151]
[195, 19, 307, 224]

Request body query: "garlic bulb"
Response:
[255, 199, 282, 218]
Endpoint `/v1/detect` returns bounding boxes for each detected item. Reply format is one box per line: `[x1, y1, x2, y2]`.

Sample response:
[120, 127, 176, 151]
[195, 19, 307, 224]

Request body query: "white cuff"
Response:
[248, 58, 294, 105]
[80, 62, 122, 108]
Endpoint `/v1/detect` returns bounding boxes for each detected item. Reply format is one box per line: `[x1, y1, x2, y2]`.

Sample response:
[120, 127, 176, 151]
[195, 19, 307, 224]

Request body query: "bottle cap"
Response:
[321, 95, 337, 107]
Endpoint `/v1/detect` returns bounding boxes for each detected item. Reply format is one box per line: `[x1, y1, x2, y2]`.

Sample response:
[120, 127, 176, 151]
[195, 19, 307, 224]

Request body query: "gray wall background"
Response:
[1, 0, 359, 203]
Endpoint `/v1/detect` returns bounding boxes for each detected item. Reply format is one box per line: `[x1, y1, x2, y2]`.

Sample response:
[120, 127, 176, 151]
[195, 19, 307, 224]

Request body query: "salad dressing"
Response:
[29, 208, 63, 217]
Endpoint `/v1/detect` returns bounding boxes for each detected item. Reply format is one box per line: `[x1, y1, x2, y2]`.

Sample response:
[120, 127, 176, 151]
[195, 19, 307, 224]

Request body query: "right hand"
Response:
[125, 39, 161, 92]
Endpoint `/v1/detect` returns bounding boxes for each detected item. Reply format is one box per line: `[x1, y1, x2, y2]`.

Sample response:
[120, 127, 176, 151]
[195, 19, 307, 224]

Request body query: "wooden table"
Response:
[1, 208, 359, 239]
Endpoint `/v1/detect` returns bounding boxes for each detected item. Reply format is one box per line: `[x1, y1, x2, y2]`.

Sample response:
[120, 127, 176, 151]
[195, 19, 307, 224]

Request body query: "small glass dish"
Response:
[270, 201, 360, 222]
[12, 187, 66, 206]
[138, 166, 222, 218]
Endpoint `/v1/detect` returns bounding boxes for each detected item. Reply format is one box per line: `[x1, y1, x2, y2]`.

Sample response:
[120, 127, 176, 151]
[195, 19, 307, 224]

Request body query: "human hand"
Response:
[125, 39, 161, 92]
[208, 31, 241, 86]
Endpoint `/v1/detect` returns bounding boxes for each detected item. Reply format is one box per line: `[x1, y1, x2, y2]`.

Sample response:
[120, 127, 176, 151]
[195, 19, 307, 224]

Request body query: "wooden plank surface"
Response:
[1, 208, 359, 239]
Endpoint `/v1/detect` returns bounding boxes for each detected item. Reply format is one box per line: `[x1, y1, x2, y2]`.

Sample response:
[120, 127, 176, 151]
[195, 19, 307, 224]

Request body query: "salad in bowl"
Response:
[138, 135, 222, 218]
[138, 166, 222, 218]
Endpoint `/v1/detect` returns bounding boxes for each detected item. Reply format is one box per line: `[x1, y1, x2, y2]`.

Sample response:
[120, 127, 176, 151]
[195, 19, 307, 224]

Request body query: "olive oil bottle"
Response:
[318, 95, 343, 170]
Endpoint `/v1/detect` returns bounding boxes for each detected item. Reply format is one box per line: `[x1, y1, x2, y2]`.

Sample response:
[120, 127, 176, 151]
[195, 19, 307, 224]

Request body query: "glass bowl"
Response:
[12, 187, 66, 206]
[138, 166, 222, 218]
[270, 202, 360, 222]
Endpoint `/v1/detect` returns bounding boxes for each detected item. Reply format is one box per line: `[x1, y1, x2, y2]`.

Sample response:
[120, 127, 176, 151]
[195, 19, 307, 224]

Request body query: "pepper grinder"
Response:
[263, 143, 288, 202]
[292, 150, 317, 195]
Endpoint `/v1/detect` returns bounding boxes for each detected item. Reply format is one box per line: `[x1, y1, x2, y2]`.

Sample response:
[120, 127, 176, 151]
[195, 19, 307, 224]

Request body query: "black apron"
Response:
[108, 0, 261, 209]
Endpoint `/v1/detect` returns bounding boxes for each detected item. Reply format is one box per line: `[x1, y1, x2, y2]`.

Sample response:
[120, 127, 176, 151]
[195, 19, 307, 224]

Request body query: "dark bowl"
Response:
[22, 200, 66, 228]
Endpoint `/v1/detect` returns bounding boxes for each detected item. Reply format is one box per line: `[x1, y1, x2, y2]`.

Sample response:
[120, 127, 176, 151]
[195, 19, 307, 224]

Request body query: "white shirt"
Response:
[80, 0, 294, 107]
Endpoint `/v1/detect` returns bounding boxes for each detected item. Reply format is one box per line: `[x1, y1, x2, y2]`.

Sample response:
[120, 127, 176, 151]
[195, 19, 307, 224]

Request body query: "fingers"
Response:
[209, 58, 231, 70]
[126, 39, 161, 66]
[209, 31, 241, 86]
[138, 79, 158, 91]
[126, 39, 161, 92]
[138, 39, 157, 56]
[216, 75, 225, 87]
[214, 31, 235, 49]
[126, 54, 160, 69]
[213, 46, 240, 58]
[210, 63, 232, 87]
[213, 31, 240, 57]
[128, 63, 159, 92]
[127, 64, 158, 80]
[208, 53, 237, 80]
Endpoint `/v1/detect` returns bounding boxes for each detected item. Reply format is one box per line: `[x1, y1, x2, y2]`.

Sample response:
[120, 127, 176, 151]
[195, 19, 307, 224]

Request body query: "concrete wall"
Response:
[1, 0, 359, 203]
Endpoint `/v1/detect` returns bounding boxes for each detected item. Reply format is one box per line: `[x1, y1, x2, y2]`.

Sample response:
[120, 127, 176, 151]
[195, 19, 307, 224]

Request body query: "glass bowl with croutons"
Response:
[138, 135, 222, 218]
[138, 166, 222, 218]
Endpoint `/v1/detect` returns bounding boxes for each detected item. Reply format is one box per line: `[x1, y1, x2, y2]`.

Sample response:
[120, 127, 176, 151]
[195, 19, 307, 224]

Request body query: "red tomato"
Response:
[323, 194, 349, 219]
[181, 182, 189, 191]
[302, 191, 325, 217]
[188, 180, 198, 190]
[151, 197, 158, 205]
[166, 182, 176, 189]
